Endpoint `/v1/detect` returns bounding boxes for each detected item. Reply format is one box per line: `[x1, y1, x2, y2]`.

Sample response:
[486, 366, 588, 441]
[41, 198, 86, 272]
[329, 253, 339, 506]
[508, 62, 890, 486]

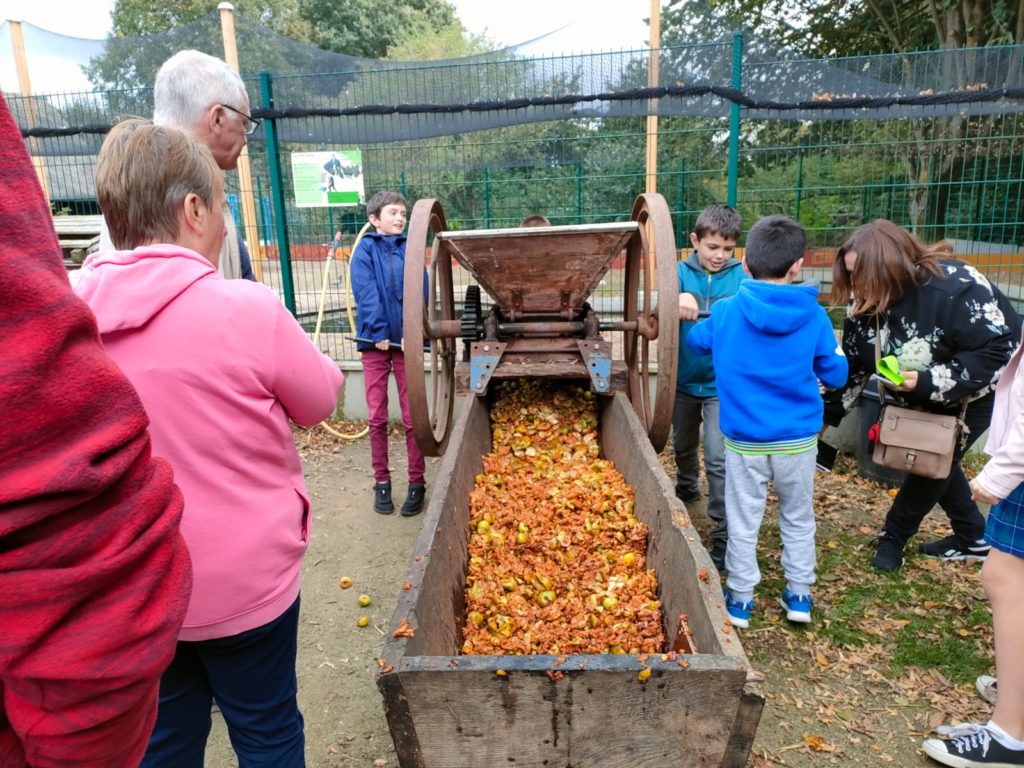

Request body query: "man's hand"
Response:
[969, 478, 1000, 506]
[678, 292, 700, 321]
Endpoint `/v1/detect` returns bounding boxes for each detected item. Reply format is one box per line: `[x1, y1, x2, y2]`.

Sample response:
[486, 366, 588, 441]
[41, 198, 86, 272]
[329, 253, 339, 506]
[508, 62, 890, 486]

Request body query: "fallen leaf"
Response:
[804, 734, 836, 752]
[392, 619, 415, 638]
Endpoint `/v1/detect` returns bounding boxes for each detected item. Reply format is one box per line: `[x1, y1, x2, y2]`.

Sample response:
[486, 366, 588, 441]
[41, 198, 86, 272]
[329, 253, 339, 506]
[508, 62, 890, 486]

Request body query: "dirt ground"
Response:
[203, 425, 994, 767]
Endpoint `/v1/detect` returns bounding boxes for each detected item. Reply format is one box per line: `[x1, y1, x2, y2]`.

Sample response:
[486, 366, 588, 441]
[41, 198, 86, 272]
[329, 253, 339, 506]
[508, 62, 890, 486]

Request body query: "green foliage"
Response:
[299, 0, 457, 58]
[662, 0, 1023, 56]
[85, 0, 466, 94]
[387, 21, 493, 61]
[109, 0, 307, 38]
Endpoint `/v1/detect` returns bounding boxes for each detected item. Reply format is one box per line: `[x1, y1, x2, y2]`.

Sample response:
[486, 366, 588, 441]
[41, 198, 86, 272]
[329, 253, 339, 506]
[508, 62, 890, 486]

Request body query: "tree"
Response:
[85, 0, 464, 94]
[109, 0, 309, 39]
[662, 0, 1023, 57]
[298, 0, 458, 59]
[661, 1, 1024, 237]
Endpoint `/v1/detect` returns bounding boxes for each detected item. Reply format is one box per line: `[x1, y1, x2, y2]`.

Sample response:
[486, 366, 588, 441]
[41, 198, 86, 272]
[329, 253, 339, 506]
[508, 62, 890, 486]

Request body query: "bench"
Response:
[52, 215, 103, 270]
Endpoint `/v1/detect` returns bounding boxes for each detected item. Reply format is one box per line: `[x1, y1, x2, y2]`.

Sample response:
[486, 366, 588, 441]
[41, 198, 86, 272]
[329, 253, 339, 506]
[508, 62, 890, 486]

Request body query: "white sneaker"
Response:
[976, 675, 998, 705]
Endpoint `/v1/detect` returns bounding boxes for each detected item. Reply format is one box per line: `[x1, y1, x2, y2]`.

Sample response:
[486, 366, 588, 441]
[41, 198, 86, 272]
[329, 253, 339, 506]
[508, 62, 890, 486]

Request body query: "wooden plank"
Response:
[52, 216, 104, 237]
[59, 238, 100, 249]
[396, 658, 747, 767]
[382, 396, 490, 657]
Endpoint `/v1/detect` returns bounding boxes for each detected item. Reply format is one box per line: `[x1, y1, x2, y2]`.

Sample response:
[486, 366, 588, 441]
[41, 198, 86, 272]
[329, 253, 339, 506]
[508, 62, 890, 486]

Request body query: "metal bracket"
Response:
[577, 339, 611, 394]
[469, 341, 506, 396]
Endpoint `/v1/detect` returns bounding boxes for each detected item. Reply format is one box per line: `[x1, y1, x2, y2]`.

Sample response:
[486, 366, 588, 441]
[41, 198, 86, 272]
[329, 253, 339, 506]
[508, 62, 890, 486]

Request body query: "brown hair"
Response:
[830, 219, 946, 316]
[366, 190, 407, 219]
[520, 214, 551, 227]
[693, 203, 741, 242]
[96, 118, 219, 250]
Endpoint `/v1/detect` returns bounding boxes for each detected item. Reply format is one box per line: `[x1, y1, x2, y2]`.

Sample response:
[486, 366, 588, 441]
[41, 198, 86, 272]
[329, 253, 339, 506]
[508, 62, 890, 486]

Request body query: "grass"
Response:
[732, 458, 993, 686]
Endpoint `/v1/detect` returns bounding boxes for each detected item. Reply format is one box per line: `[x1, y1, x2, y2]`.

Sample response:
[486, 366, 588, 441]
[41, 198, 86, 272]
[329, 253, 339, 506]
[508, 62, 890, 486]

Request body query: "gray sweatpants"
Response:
[723, 448, 817, 603]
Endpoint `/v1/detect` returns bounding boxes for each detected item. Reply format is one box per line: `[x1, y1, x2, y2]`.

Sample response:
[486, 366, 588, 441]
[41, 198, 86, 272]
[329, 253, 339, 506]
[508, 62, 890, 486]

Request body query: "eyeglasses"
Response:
[220, 103, 260, 136]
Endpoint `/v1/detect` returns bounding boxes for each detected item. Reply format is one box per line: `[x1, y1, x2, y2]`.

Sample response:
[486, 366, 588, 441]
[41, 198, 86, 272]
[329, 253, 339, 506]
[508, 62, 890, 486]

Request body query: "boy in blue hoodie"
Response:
[687, 215, 847, 628]
[674, 204, 746, 573]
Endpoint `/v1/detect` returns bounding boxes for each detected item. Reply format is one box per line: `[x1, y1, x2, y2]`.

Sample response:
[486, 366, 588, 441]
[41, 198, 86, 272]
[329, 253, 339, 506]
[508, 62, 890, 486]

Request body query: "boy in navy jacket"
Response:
[350, 191, 426, 516]
[687, 215, 847, 628]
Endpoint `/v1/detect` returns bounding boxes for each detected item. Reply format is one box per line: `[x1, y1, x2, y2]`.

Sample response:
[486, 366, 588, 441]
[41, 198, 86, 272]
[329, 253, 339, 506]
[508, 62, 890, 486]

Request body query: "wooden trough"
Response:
[377, 391, 764, 767]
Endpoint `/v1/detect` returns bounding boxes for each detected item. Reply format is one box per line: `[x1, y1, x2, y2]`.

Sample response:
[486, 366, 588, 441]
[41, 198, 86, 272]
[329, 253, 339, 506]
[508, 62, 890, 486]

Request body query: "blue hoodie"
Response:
[686, 281, 848, 446]
[676, 253, 747, 396]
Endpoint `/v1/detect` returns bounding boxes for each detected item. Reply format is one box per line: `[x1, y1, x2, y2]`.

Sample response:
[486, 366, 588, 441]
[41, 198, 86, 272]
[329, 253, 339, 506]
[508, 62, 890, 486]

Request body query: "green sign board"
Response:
[291, 150, 364, 207]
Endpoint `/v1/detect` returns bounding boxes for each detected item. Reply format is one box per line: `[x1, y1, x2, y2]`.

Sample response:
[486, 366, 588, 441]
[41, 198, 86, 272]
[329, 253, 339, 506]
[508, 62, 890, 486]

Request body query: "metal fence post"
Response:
[259, 71, 296, 316]
[727, 31, 743, 208]
[676, 157, 686, 245]
[575, 161, 583, 223]
[795, 148, 804, 220]
[483, 167, 492, 228]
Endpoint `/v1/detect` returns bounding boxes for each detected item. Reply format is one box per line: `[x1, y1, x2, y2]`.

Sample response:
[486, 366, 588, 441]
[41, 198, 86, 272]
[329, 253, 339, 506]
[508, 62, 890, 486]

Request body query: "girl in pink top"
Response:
[75, 119, 342, 767]
[922, 339, 1024, 766]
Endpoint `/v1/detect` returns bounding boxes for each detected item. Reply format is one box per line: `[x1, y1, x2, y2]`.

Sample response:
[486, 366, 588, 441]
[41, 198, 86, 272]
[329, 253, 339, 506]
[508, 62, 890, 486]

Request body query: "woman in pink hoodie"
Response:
[74, 119, 343, 768]
[922, 340, 1024, 767]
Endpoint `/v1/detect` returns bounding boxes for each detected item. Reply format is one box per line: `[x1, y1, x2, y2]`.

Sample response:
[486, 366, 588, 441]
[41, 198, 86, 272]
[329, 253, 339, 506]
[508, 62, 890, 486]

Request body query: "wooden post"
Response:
[644, 0, 660, 196]
[218, 2, 264, 281]
[9, 20, 51, 202]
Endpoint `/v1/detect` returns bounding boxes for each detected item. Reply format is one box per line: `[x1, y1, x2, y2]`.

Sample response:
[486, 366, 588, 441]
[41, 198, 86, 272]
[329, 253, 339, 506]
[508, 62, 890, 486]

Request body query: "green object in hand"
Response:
[876, 355, 905, 385]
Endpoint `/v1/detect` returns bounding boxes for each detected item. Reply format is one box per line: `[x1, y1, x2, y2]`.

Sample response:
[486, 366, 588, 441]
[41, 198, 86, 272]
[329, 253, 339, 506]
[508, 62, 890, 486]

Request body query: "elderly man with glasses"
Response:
[97, 49, 259, 282]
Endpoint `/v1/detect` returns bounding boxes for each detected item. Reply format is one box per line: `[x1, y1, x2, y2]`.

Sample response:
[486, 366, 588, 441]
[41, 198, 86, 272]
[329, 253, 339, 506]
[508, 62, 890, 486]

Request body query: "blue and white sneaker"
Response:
[724, 591, 753, 629]
[780, 590, 812, 624]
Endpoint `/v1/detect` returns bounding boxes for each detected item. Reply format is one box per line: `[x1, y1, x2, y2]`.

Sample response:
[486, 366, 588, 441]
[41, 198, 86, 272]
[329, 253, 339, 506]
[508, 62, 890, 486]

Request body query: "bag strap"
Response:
[873, 318, 888, 405]
[873, 317, 970, 428]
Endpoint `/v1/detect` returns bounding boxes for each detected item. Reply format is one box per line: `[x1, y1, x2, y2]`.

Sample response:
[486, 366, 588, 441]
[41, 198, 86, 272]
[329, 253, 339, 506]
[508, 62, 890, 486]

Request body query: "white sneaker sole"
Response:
[727, 613, 749, 629]
[779, 598, 811, 623]
[921, 737, 1022, 767]
[921, 550, 990, 562]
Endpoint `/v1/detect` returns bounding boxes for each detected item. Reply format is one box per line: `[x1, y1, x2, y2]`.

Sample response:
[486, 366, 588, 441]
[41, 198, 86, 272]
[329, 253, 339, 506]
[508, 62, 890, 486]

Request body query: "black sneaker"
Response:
[374, 482, 394, 514]
[922, 723, 1024, 766]
[709, 541, 727, 574]
[676, 487, 701, 504]
[400, 483, 426, 517]
[919, 535, 990, 562]
[872, 534, 905, 571]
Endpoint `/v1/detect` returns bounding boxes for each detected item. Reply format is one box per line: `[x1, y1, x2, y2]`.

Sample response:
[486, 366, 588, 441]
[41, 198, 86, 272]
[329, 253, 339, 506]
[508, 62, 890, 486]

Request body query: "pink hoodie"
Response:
[74, 245, 344, 640]
[976, 341, 1024, 501]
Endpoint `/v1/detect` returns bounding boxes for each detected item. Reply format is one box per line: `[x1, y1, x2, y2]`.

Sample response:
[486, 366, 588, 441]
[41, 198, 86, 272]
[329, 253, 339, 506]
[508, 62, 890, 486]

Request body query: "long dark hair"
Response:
[831, 219, 945, 316]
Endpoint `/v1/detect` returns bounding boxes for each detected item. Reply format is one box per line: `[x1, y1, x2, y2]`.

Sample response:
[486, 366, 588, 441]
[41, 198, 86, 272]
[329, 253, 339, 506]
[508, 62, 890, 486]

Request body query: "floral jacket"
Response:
[823, 260, 1020, 426]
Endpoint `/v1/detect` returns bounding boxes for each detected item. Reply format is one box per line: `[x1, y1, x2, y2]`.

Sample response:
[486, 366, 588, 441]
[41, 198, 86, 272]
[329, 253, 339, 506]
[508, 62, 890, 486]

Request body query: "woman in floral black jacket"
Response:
[823, 220, 1020, 572]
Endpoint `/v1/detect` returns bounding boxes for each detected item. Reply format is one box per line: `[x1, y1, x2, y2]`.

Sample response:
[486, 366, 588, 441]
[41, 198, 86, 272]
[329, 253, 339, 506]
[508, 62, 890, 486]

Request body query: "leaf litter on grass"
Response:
[659, 450, 995, 766]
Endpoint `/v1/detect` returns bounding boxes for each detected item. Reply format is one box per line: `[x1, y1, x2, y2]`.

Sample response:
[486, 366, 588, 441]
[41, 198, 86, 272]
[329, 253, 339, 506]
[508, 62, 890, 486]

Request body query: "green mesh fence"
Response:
[8, 29, 1024, 363]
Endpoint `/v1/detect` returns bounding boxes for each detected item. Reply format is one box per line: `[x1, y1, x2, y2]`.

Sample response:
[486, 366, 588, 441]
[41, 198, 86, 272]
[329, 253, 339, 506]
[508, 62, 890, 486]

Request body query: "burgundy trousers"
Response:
[360, 349, 425, 484]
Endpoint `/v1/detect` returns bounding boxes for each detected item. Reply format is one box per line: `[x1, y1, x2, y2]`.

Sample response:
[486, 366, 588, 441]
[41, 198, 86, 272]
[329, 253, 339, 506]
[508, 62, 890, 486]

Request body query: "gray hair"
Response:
[152, 50, 248, 131]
